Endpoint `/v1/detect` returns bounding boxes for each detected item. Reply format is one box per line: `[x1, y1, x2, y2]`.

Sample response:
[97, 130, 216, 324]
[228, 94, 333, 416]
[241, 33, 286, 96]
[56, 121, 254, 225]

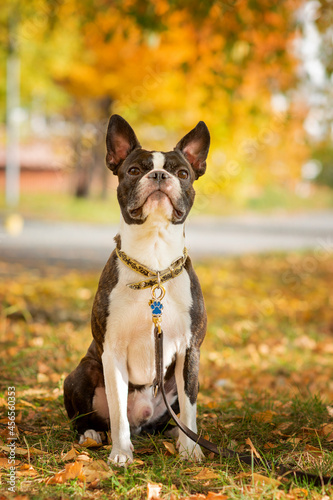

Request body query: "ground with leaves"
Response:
[1, 251, 333, 499]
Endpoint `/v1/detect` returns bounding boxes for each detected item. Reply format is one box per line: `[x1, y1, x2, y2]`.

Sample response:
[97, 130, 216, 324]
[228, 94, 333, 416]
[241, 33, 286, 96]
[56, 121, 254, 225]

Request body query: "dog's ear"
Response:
[174, 121, 210, 179]
[106, 115, 141, 175]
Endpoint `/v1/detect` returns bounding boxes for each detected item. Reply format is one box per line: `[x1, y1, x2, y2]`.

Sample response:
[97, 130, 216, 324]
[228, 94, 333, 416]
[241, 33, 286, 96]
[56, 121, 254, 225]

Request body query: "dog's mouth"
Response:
[129, 189, 185, 221]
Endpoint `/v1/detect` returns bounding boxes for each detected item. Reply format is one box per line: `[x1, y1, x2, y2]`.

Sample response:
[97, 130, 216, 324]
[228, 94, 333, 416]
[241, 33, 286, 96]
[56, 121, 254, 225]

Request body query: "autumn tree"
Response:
[1, 0, 307, 198]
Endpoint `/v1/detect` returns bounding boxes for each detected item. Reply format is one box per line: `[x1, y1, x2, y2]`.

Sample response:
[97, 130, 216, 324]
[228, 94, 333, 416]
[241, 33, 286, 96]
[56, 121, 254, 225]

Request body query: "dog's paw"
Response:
[79, 429, 102, 445]
[178, 439, 204, 462]
[108, 445, 134, 467]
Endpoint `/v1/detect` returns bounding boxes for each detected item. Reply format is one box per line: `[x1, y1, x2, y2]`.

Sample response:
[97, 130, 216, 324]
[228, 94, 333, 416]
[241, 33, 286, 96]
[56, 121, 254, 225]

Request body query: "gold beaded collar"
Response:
[116, 247, 188, 290]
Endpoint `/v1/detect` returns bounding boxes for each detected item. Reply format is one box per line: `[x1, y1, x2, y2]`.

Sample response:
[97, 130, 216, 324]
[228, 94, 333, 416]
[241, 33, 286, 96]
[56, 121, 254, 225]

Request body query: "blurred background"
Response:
[0, 0, 332, 228]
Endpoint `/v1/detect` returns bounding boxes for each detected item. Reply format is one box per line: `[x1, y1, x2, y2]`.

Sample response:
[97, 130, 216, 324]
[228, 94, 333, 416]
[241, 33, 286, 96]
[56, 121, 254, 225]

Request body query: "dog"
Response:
[64, 114, 210, 466]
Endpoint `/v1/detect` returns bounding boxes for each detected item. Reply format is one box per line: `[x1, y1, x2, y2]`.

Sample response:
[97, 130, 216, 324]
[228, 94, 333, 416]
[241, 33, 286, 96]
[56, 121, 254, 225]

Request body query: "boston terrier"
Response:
[64, 114, 210, 466]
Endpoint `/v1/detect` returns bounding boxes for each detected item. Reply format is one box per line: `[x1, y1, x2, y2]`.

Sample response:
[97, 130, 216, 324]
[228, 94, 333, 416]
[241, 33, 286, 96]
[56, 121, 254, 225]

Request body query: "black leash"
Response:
[154, 327, 333, 486]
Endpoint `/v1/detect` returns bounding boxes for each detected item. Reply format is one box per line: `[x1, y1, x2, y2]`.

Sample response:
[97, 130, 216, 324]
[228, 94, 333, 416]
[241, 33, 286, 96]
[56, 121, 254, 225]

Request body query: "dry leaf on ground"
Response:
[320, 423, 333, 441]
[252, 410, 276, 423]
[16, 464, 38, 477]
[46, 461, 85, 484]
[147, 482, 163, 499]
[163, 441, 177, 455]
[237, 472, 281, 487]
[62, 447, 78, 461]
[0, 445, 47, 456]
[75, 437, 102, 448]
[206, 493, 229, 499]
[0, 457, 20, 467]
[193, 468, 219, 480]
[82, 459, 113, 483]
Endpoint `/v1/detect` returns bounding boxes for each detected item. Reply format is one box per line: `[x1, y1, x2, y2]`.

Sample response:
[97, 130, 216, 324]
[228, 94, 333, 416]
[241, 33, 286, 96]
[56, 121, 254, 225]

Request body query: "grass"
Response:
[1, 251, 333, 499]
[0, 184, 332, 224]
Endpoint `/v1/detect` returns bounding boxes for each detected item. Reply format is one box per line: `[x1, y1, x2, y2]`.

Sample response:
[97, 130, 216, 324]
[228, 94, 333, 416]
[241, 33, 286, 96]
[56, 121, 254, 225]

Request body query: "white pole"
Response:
[5, 16, 20, 207]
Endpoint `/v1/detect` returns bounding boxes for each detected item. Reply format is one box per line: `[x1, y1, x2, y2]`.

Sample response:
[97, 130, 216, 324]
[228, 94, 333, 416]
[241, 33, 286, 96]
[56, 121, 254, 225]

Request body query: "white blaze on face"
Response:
[152, 151, 165, 170]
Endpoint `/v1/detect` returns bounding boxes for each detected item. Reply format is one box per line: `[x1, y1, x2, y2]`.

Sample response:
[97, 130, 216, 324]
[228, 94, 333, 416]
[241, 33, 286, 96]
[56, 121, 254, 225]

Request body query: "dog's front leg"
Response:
[175, 347, 204, 462]
[102, 349, 133, 466]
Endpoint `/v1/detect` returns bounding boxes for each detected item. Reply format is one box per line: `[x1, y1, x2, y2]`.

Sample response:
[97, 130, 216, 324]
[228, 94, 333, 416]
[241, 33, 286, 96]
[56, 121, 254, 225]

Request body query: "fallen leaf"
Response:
[76, 453, 92, 462]
[0, 457, 20, 467]
[132, 459, 145, 466]
[300, 427, 317, 436]
[147, 482, 163, 499]
[206, 493, 229, 499]
[46, 461, 85, 484]
[289, 487, 308, 497]
[18, 400, 37, 409]
[193, 468, 219, 480]
[207, 401, 219, 409]
[16, 464, 38, 477]
[62, 447, 78, 461]
[87, 478, 101, 489]
[0, 445, 47, 456]
[135, 446, 154, 454]
[276, 421, 293, 432]
[237, 472, 281, 487]
[304, 444, 322, 455]
[163, 441, 177, 455]
[252, 410, 276, 423]
[320, 423, 333, 441]
[286, 437, 301, 445]
[264, 442, 277, 449]
[76, 437, 101, 448]
[245, 437, 261, 459]
[83, 460, 113, 483]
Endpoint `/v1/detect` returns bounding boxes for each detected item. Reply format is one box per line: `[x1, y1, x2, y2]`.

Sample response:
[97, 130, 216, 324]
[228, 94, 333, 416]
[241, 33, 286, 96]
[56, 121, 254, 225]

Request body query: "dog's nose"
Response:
[148, 170, 170, 182]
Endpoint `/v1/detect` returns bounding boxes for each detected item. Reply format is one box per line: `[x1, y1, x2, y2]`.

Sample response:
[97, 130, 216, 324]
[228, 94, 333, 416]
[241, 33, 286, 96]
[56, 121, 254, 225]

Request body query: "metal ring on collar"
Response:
[151, 283, 165, 301]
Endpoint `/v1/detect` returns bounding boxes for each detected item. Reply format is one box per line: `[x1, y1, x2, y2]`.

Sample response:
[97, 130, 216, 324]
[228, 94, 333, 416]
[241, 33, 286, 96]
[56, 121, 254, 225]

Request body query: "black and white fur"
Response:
[64, 115, 210, 466]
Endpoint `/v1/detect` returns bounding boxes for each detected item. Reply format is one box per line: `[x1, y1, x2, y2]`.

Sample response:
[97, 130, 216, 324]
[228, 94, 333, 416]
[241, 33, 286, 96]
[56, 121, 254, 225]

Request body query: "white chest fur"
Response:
[103, 254, 193, 386]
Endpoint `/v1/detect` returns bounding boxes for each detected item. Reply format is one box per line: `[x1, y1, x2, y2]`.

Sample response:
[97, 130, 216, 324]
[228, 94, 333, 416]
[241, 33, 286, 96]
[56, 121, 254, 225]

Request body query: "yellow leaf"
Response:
[46, 461, 85, 484]
[62, 447, 78, 461]
[0, 457, 20, 467]
[206, 493, 229, 499]
[193, 468, 219, 480]
[0, 445, 47, 456]
[320, 423, 333, 441]
[207, 401, 219, 409]
[83, 460, 113, 483]
[76, 437, 102, 448]
[163, 441, 177, 455]
[16, 464, 38, 477]
[252, 410, 276, 423]
[147, 482, 163, 500]
[133, 459, 145, 466]
[237, 472, 281, 487]
[289, 487, 308, 498]
[264, 442, 277, 449]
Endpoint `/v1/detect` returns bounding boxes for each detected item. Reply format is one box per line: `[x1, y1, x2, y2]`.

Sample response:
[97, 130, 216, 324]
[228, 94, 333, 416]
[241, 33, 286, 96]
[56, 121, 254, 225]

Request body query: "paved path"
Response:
[0, 211, 332, 268]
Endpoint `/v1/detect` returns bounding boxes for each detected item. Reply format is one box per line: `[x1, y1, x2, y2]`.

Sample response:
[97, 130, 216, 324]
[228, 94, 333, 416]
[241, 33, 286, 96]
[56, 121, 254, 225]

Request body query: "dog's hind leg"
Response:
[64, 341, 109, 441]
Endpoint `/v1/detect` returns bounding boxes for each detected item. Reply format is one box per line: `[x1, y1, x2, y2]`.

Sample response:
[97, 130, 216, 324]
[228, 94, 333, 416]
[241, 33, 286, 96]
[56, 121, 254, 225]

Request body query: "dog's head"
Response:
[106, 115, 210, 225]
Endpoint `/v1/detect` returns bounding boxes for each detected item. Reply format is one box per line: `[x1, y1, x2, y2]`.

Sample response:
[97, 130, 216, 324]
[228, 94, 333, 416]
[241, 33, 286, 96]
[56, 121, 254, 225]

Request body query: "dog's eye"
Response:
[128, 167, 141, 176]
[177, 169, 189, 179]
